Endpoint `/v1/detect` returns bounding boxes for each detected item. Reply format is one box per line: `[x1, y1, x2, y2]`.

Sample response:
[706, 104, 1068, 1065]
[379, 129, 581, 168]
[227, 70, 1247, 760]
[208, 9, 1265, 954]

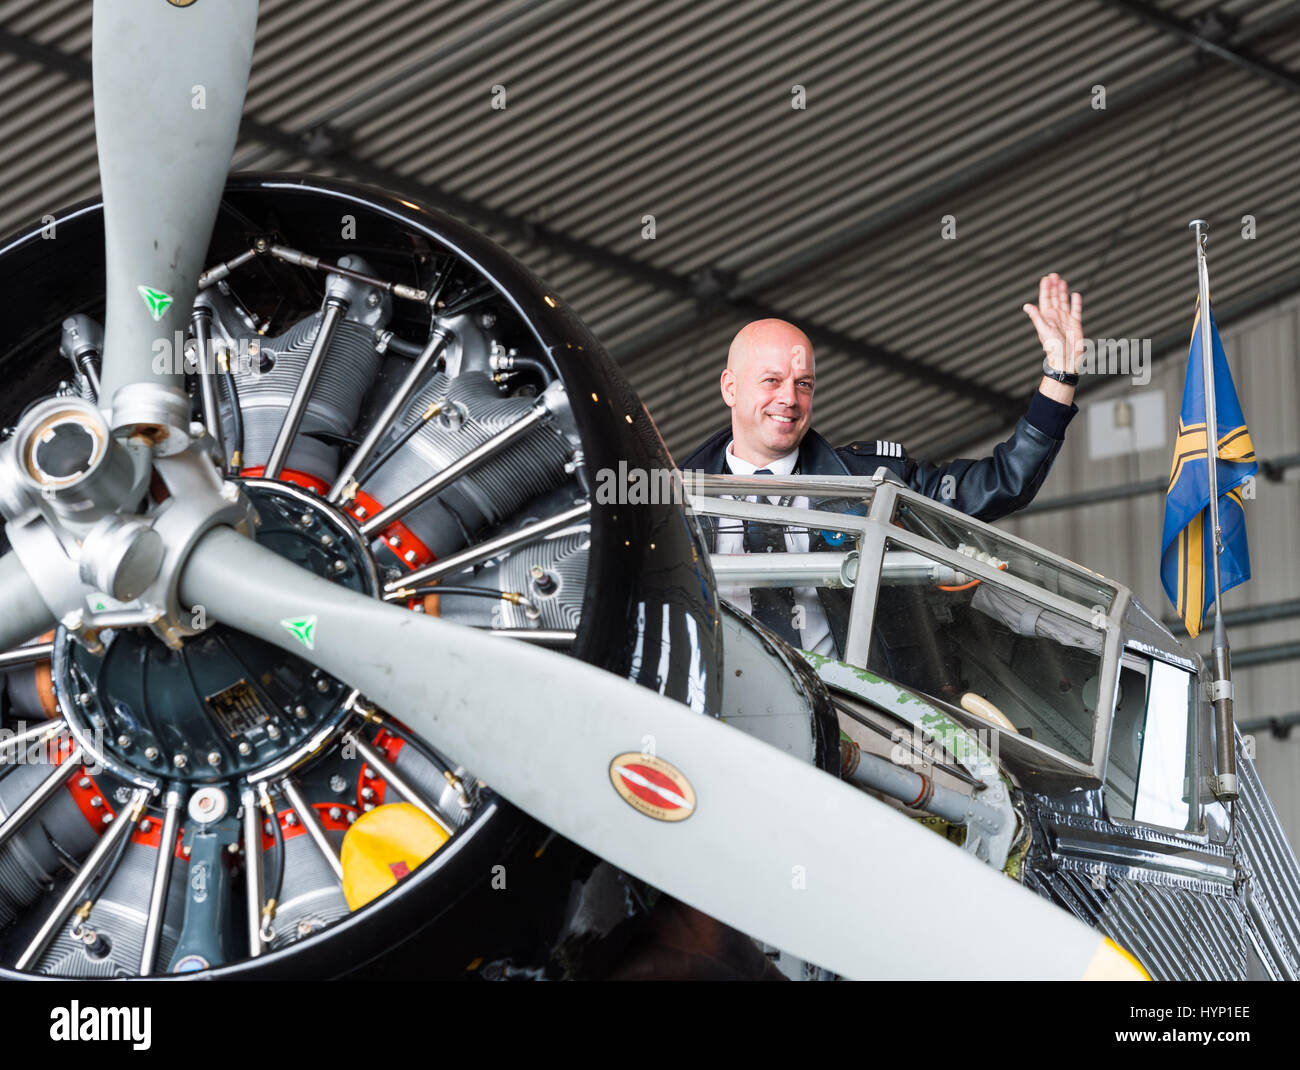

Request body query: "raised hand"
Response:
[1022, 273, 1083, 375]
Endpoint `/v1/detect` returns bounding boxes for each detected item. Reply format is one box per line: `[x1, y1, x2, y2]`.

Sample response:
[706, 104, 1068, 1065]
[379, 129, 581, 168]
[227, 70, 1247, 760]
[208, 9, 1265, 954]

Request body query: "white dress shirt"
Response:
[717, 441, 836, 656]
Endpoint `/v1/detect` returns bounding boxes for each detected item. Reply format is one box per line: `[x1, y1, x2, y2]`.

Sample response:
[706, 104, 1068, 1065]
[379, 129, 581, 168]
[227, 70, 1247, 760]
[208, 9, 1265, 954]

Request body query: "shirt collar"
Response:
[724, 441, 800, 476]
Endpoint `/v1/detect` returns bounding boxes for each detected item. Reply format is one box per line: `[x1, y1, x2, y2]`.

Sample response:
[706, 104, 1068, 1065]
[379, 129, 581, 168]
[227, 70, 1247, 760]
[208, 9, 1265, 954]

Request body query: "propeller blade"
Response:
[179, 527, 1144, 980]
[92, 0, 259, 406]
[0, 552, 55, 654]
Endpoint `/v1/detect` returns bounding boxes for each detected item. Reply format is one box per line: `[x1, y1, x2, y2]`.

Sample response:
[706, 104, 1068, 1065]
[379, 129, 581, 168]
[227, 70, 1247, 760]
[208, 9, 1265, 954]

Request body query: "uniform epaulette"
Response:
[844, 439, 906, 459]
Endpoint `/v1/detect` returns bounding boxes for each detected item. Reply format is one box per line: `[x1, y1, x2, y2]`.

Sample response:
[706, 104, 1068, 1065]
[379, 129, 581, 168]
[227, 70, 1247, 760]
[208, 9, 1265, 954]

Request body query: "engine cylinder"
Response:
[32, 839, 187, 977]
[0, 756, 99, 929]
[233, 314, 384, 482]
[361, 371, 572, 558]
[266, 815, 351, 951]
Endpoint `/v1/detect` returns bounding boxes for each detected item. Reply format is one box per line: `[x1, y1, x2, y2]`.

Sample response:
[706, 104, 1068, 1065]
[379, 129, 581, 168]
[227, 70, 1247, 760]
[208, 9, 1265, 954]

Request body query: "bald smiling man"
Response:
[681, 273, 1083, 655]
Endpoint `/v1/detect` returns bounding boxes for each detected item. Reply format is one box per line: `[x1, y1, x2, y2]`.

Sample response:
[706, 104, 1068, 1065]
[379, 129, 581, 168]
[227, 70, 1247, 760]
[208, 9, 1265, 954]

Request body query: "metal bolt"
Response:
[329, 774, 347, 793]
[299, 512, 314, 526]
[404, 550, 417, 563]
[173, 754, 187, 768]
[77, 692, 91, 706]
[140, 819, 152, 833]
[227, 842, 240, 855]
[366, 291, 381, 308]
[145, 746, 159, 760]
[363, 802, 375, 812]
[294, 705, 309, 719]
[267, 725, 282, 740]
[238, 741, 252, 756]
[327, 806, 341, 821]
[78, 777, 91, 789]
[263, 820, 274, 835]
[89, 796, 103, 809]
[319, 533, 335, 548]
[207, 751, 221, 766]
[315, 678, 330, 694]
[116, 733, 132, 748]
[182, 844, 191, 857]
[389, 535, 402, 548]
[285, 813, 298, 827]
[331, 559, 347, 574]
[360, 786, 376, 801]
[101, 813, 112, 825]
[362, 767, 374, 781]
[346, 810, 357, 823]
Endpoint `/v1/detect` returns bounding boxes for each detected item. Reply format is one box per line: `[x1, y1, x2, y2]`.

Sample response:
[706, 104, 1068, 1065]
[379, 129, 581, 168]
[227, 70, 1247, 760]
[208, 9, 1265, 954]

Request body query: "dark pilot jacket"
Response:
[680, 390, 1076, 523]
[680, 390, 1077, 659]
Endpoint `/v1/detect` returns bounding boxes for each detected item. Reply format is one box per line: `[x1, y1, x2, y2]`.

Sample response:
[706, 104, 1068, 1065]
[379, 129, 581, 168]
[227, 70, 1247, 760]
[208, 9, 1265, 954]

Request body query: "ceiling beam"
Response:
[1095, 0, 1300, 98]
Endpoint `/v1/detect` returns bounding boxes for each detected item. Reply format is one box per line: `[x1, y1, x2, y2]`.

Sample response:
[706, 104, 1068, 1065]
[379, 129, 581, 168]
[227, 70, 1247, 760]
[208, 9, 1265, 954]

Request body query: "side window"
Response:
[1105, 656, 1196, 831]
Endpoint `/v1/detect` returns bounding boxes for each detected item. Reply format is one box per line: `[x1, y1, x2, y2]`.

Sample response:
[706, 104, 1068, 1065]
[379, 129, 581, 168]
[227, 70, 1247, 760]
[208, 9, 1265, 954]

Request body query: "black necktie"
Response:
[744, 468, 800, 646]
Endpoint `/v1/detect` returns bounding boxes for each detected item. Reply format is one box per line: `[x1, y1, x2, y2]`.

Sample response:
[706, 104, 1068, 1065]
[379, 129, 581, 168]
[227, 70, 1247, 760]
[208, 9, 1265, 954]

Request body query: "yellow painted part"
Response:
[959, 692, 1020, 733]
[340, 802, 449, 910]
[1082, 937, 1151, 980]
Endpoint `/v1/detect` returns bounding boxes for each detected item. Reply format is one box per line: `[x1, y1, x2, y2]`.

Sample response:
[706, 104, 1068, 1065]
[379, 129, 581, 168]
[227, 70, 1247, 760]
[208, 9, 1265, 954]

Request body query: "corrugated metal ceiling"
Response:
[0, 0, 1296, 462]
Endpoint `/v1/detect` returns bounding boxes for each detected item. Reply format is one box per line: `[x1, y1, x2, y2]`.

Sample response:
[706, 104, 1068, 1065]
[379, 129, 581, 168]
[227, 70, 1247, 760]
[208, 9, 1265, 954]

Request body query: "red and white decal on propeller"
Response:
[608, 754, 695, 822]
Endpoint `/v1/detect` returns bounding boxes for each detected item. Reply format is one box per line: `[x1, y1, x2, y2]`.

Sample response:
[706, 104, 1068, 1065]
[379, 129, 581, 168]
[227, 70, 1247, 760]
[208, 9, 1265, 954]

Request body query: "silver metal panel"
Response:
[1234, 732, 1300, 978]
[1024, 865, 1248, 981]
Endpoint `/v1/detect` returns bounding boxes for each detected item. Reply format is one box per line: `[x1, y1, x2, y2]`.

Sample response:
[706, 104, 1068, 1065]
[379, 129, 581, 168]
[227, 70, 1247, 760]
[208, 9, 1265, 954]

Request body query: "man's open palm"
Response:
[1023, 273, 1083, 372]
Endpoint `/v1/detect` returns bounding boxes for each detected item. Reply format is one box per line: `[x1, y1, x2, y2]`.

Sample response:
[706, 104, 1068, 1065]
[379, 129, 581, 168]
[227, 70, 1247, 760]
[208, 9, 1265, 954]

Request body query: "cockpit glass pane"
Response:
[890, 495, 1117, 612]
[866, 539, 1105, 763]
[708, 512, 862, 660]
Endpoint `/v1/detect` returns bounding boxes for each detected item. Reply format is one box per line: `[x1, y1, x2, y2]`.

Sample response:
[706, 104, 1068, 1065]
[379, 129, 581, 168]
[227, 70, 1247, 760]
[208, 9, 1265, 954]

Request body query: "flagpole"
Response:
[1188, 219, 1237, 801]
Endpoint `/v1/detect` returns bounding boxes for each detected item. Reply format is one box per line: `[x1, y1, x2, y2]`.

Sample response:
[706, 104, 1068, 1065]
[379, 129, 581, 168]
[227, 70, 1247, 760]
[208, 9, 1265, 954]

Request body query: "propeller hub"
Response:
[52, 481, 379, 791]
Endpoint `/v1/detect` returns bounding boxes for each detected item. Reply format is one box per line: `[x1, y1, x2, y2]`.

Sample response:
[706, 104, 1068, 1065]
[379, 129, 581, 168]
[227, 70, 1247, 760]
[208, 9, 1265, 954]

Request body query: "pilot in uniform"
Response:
[679, 274, 1084, 658]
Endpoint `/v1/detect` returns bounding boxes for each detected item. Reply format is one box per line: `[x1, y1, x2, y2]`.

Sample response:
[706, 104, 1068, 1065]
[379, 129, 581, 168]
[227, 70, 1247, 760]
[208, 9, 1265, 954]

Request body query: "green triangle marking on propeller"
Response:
[137, 285, 174, 322]
[280, 614, 317, 650]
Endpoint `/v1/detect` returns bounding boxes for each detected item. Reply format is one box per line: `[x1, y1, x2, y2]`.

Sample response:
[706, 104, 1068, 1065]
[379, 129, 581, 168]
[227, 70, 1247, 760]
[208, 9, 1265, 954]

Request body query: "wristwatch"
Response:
[1043, 365, 1080, 386]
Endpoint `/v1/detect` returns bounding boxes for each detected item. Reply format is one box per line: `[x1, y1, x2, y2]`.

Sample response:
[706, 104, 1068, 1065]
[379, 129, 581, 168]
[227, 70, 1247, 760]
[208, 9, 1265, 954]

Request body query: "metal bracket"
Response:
[1209, 678, 1234, 703]
[1209, 773, 1239, 801]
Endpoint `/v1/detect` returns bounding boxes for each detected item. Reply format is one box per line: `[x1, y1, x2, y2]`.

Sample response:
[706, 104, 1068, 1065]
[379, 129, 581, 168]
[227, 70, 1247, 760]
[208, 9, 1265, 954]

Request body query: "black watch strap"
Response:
[1043, 366, 1080, 386]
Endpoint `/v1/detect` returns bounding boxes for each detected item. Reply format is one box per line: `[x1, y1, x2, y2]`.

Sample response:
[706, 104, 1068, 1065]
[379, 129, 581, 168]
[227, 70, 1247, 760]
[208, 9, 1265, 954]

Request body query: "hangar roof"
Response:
[0, 0, 1296, 460]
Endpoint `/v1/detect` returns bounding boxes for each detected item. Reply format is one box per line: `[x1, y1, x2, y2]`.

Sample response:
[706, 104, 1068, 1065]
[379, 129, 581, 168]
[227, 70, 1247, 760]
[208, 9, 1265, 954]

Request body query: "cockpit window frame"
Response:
[1103, 646, 1209, 841]
[684, 473, 1133, 782]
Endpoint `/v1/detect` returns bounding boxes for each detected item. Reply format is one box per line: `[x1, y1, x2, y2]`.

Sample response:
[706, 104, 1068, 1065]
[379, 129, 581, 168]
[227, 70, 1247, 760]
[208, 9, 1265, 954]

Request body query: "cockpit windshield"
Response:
[686, 475, 1126, 771]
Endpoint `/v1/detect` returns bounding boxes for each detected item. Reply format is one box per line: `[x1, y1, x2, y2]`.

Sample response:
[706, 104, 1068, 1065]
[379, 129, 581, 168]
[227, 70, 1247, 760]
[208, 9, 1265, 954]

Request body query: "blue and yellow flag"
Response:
[1160, 299, 1256, 638]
